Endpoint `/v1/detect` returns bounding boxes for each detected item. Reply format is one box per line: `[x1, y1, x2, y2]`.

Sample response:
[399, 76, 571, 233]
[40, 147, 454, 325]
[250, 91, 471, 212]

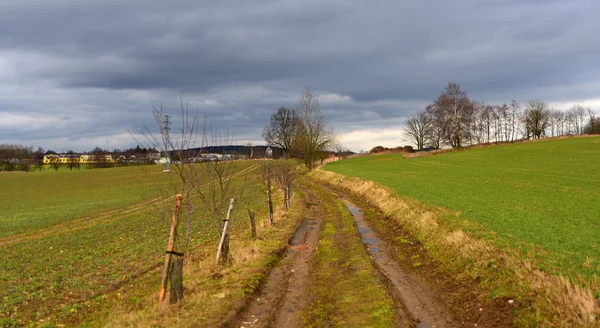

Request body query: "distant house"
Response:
[265, 147, 273, 158]
[146, 151, 161, 163]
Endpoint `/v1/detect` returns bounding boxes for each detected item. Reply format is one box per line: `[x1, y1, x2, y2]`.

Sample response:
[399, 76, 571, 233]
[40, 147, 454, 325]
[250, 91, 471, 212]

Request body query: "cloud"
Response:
[1, 0, 599, 151]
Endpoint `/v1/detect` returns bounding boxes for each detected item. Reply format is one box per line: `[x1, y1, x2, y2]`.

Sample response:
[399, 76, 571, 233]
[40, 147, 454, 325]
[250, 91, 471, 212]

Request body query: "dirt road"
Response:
[233, 188, 324, 328]
[231, 179, 463, 328]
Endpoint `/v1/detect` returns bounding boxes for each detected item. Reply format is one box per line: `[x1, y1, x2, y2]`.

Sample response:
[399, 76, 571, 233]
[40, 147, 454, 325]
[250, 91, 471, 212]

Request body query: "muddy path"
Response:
[232, 188, 323, 328]
[231, 178, 463, 328]
[343, 200, 459, 328]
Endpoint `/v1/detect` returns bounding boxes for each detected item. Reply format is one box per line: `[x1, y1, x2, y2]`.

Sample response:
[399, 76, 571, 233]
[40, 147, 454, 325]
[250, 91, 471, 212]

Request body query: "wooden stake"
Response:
[169, 255, 184, 304]
[216, 198, 235, 265]
[247, 209, 256, 239]
[267, 180, 273, 225]
[220, 233, 230, 265]
[158, 194, 183, 303]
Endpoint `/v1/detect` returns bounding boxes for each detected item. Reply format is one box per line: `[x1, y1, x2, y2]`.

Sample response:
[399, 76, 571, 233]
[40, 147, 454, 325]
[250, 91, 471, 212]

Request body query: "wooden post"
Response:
[267, 179, 273, 225]
[220, 233, 230, 265]
[247, 209, 256, 239]
[169, 255, 184, 303]
[158, 194, 183, 303]
[287, 184, 293, 208]
[216, 198, 235, 265]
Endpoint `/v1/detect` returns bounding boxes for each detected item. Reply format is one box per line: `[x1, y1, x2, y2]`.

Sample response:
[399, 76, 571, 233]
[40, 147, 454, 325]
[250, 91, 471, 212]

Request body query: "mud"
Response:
[232, 191, 323, 328]
[344, 202, 459, 327]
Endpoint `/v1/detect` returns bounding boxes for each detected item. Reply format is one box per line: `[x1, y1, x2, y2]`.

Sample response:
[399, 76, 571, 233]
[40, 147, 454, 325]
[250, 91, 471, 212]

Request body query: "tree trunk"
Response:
[219, 233, 230, 266]
[248, 209, 256, 239]
[158, 194, 183, 303]
[169, 255, 184, 303]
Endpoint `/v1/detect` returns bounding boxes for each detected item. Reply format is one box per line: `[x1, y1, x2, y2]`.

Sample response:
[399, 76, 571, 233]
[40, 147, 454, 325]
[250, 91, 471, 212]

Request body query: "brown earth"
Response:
[229, 188, 324, 328]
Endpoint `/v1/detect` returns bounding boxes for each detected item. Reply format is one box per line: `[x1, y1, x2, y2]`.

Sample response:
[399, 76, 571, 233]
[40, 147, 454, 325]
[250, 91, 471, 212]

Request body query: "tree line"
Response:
[405, 82, 600, 151]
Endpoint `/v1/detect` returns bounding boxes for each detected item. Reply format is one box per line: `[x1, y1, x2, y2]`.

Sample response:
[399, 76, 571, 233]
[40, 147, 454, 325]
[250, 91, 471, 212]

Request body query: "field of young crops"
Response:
[325, 137, 600, 280]
[0, 162, 264, 326]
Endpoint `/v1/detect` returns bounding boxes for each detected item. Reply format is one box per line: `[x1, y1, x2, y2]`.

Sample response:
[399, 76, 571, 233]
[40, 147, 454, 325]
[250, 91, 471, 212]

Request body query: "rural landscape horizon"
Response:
[2, 1, 600, 327]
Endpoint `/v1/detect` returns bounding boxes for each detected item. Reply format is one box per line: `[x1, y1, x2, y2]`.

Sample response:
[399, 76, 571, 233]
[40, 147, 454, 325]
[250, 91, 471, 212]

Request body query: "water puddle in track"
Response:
[346, 203, 384, 259]
[291, 218, 309, 246]
[343, 202, 458, 328]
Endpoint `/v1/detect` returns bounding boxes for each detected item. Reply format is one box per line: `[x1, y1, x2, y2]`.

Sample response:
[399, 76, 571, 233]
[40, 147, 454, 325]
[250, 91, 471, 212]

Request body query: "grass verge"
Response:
[309, 169, 600, 327]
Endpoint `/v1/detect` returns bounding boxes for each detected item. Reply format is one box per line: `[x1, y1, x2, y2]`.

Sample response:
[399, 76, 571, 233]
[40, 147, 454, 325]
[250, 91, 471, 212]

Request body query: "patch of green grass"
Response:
[325, 137, 600, 280]
[304, 179, 395, 328]
[0, 166, 163, 238]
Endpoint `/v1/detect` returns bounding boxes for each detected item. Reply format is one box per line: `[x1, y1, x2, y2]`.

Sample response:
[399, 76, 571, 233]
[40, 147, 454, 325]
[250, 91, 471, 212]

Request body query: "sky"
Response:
[1, 0, 599, 152]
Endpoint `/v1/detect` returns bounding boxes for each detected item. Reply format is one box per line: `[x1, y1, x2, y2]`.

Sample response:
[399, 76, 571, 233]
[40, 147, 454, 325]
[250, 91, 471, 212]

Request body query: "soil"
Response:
[230, 188, 324, 328]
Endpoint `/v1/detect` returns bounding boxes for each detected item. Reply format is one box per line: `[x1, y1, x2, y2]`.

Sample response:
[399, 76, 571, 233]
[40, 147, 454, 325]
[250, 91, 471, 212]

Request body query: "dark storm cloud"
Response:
[1, 0, 599, 150]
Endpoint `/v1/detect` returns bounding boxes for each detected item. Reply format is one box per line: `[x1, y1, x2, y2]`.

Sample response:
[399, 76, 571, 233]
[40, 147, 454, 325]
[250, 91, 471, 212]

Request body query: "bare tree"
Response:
[523, 100, 550, 139]
[427, 82, 475, 148]
[404, 111, 431, 151]
[273, 160, 297, 210]
[509, 100, 521, 141]
[498, 103, 510, 142]
[585, 108, 599, 134]
[263, 107, 301, 157]
[296, 87, 336, 170]
[134, 99, 250, 304]
[569, 104, 587, 135]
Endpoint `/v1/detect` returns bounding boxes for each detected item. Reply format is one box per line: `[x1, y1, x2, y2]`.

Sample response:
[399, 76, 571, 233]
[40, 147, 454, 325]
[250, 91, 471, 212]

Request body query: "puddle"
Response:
[345, 204, 384, 259]
[291, 218, 309, 247]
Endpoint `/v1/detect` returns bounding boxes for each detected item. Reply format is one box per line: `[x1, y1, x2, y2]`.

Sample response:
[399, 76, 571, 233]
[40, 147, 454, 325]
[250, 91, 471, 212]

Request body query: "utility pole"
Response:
[162, 114, 171, 172]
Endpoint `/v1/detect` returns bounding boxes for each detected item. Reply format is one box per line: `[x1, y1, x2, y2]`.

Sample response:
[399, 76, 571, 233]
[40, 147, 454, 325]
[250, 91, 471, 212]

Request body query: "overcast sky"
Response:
[1, 0, 599, 152]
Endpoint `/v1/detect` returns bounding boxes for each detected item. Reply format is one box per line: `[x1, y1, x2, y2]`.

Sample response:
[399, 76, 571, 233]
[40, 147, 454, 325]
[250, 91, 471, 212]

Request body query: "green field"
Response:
[325, 137, 600, 279]
[0, 166, 161, 238]
[0, 163, 263, 326]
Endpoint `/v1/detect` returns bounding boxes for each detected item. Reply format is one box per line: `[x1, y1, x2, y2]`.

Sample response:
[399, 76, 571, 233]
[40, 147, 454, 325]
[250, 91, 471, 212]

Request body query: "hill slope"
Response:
[325, 137, 600, 278]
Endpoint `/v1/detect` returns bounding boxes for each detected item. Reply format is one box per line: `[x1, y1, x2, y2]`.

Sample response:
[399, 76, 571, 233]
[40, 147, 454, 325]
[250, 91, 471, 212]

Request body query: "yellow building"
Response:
[42, 154, 114, 164]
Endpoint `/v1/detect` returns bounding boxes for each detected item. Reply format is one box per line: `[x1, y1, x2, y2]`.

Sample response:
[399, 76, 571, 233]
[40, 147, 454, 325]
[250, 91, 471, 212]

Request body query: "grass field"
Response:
[0, 162, 268, 327]
[0, 166, 161, 238]
[324, 137, 600, 280]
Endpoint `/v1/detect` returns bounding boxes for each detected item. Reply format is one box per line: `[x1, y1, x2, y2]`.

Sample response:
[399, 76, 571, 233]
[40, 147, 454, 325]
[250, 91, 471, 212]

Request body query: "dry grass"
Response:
[310, 170, 600, 327]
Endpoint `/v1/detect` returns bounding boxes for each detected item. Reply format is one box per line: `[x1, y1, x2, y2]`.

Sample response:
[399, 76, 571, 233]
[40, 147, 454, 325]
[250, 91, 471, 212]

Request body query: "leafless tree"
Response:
[263, 107, 301, 157]
[585, 108, 599, 134]
[296, 87, 336, 169]
[497, 103, 510, 142]
[427, 82, 475, 148]
[509, 100, 521, 141]
[569, 104, 588, 135]
[523, 100, 550, 139]
[404, 111, 432, 151]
